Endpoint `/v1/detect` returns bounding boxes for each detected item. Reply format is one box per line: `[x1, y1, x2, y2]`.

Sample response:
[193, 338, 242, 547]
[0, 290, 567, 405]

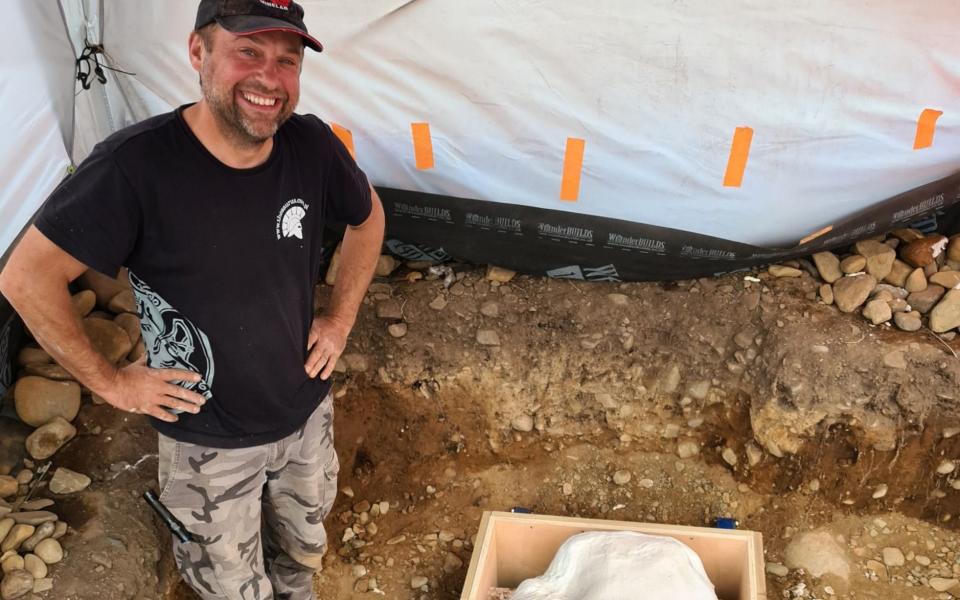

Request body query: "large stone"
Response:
[854, 240, 896, 280]
[811, 252, 842, 283]
[71, 290, 96, 318]
[486, 265, 516, 283]
[83, 317, 133, 364]
[32, 539, 62, 565]
[900, 234, 948, 268]
[833, 274, 877, 313]
[948, 236, 960, 262]
[23, 364, 74, 382]
[0, 477, 15, 499]
[905, 268, 927, 293]
[893, 311, 922, 332]
[0, 569, 33, 600]
[862, 299, 892, 325]
[14, 377, 81, 427]
[113, 313, 141, 346]
[883, 259, 912, 287]
[929, 289, 960, 333]
[908, 284, 946, 314]
[375, 300, 403, 321]
[22, 554, 46, 580]
[77, 268, 127, 307]
[784, 531, 851, 580]
[8, 513, 56, 527]
[374, 255, 398, 277]
[48, 468, 90, 495]
[840, 255, 866, 274]
[476, 330, 500, 346]
[931, 578, 959, 592]
[892, 228, 925, 242]
[1, 524, 34, 553]
[930, 271, 960, 289]
[25, 418, 77, 460]
[19, 522, 54, 553]
[768, 265, 802, 278]
[819, 284, 834, 305]
[882, 547, 905, 567]
[14, 347, 51, 367]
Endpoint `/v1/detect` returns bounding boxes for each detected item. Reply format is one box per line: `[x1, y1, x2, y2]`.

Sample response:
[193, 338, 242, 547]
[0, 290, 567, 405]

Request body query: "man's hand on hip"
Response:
[99, 357, 207, 423]
[305, 315, 350, 380]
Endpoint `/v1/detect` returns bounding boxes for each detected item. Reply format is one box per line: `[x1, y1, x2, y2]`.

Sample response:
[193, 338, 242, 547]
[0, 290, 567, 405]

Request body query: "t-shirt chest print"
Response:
[129, 271, 214, 403]
[276, 198, 309, 240]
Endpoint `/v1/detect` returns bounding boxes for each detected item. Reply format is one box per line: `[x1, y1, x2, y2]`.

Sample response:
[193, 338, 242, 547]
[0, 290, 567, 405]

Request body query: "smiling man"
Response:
[0, 1, 384, 598]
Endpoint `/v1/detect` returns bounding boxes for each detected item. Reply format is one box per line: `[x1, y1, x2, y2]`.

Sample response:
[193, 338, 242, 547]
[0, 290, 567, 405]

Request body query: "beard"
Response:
[200, 72, 295, 148]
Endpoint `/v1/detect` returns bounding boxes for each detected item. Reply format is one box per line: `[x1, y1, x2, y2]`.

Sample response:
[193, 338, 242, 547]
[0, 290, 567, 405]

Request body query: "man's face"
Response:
[197, 27, 303, 147]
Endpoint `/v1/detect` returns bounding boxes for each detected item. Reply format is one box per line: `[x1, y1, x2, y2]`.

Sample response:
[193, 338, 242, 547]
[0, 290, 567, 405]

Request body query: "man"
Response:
[0, 0, 384, 597]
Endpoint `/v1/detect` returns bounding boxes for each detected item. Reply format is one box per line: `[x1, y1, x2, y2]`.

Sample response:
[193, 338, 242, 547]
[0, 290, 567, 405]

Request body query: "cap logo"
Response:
[259, 0, 290, 10]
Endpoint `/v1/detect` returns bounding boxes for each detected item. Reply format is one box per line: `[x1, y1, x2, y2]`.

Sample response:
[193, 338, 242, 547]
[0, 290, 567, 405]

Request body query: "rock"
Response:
[341, 354, 369, 373]
[511, 415, 534, 433]
[19, 523, 54, 553]
[77, 268, 126, 307]
[882, 547, 905, 567]
[22, 555, 45, 580]
[676, 440, 700, 459]
[607, 293, 629, 306]
[893, 311, 922, 332]
[32, 578, 52, 593]
[8, 514, 55, 527]
[833, 274, 877, 313]
[1, 524, 35, 553]
[937, 460, 956, 475]
[32, 539, 62, 565]
[687, 380, 710, 401]
[721, 448, 738, 466]
[0, 569, 33, 600]
[874, 283, 908, 299]
[22, 364, 74, 382]
[892, 228, 925, 242]
[0, 478, 15, 500]
[429, 296, 447, 311]
[769, 265, 802, 278]
[480, 301, 499, 318]
[931, 578, 959, 592]
[612, 470, 631, 485]
[127, 341, 145, 363]
[387, 323, 408, 338]
[113, 313, 141, 346]
[783, 531, 851, 580]
[25, 418, 76, 461]
[862, 299, 892, 325]
[476, 330, 500, 346]
[883, 351, 907, 369]
[949, 237, 960, 262]
[71, 290, 96, 318]
[378, 501, 389, 515]
[883, 259, 912, 287]
[900, 234, 948, 268]
[905, 268, 927, 292]
[765, 562, 788, 577]
[819, 284, 834, 305]
[49, 468, 90, 495]
[15, 348, 51, 367]
[83, 318, 133, 363]
[324, 243, 343, 285]
[930, 289, 960, 332]
[486, 266, 516, 283]
[107, 290, 136, 314]
[909, 285, 946, 314]
[1, 554, 23, 573]
[930, 270, 960, 289]
[14, 377, 81, 427]
[375, 255, 398, 277]
[745, 443, 763, 467]
[410, 576, 428, 589]
[51, 522, 66, 540]
[840, 255, 867, 274]
[854, 240, 896, 279]
[375, 300, 403, 320]
[443, 552, 464, 574]
[812, 252, 842, 283]
[887, 298, 909, 312]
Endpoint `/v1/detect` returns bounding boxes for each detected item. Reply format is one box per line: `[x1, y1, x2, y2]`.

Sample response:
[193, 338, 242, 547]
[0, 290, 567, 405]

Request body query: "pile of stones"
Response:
[1, 268, 137, 599]
[768, 229, 960, 335]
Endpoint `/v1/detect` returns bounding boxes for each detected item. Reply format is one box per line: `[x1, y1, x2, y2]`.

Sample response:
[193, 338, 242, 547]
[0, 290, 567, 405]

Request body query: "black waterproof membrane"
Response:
[378, 171, 960, 282]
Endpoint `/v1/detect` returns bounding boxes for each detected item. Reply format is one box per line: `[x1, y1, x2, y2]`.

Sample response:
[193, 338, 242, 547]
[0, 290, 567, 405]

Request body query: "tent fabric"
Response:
[2, 1, 960, 280]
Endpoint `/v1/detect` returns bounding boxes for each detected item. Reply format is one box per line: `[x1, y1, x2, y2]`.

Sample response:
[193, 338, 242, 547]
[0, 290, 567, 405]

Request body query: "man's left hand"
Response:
[305, 315, 351, 379]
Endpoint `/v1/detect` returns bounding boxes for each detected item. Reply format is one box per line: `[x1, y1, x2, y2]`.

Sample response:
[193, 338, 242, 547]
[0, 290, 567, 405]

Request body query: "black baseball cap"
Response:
[195, 0, 323, 52]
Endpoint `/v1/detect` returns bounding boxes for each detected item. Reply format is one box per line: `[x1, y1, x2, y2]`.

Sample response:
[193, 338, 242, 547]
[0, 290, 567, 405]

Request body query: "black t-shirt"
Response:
[36, 106, 371, 448]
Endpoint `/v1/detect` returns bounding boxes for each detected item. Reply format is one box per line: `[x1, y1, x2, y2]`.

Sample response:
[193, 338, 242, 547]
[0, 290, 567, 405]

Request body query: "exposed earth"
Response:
[4, 241, 960, 600]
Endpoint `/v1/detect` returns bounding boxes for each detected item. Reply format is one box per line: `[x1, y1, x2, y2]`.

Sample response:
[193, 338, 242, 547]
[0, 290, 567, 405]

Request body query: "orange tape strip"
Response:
[914, 108, 943, 150]
[411, 122, 435, 170]
[560, 138, 586, 202]
[800, 225, 833, 246]
[331, 123, 355, 159]
[723, 127, 754, 188]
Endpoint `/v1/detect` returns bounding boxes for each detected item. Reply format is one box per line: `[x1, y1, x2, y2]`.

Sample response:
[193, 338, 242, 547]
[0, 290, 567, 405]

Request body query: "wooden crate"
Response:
[461, 512, 766, 600]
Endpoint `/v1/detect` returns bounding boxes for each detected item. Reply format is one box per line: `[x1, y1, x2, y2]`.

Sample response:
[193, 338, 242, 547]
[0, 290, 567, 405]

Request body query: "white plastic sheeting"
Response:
[3, 0, 960, 258]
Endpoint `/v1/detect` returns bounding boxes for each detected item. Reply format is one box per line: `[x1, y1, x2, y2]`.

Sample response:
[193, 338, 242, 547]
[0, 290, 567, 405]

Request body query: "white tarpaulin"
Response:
[2, 1, 960, 276]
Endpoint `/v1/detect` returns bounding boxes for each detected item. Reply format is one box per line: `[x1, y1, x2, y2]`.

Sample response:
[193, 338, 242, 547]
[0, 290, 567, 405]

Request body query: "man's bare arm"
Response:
[0, 226, 207, 422]
[305, 186, 386, 379]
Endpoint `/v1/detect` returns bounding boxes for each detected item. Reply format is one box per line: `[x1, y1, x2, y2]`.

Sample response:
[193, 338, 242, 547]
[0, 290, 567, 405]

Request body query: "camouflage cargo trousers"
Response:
[157, 395, 338, 600]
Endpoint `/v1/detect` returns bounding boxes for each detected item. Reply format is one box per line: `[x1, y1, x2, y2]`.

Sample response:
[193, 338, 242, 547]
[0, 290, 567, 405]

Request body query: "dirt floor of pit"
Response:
[7, 264, 960, 600]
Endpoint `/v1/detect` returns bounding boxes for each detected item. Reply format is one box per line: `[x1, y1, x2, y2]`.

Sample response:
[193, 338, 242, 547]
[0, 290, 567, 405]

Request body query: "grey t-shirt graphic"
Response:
[36, 105, 372, 447]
